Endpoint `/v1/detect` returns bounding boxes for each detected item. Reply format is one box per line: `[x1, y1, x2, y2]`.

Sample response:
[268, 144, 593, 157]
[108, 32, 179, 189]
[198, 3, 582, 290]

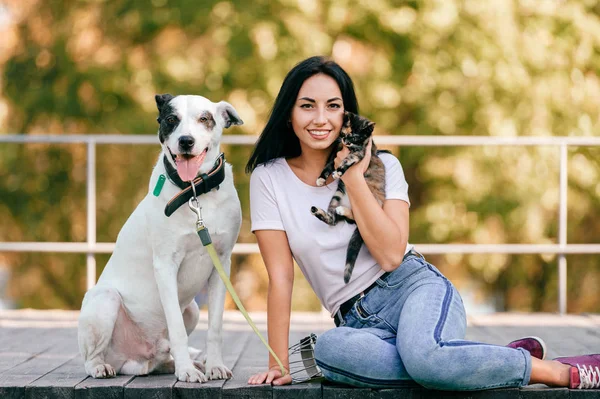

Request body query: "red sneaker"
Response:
[554, 354, 600, 389]
[507, 336, 546, 360]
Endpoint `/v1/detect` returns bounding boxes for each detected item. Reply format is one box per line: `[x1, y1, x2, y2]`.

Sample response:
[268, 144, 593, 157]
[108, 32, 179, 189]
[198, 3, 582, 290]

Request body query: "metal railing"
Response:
[2, 134, 600, 314]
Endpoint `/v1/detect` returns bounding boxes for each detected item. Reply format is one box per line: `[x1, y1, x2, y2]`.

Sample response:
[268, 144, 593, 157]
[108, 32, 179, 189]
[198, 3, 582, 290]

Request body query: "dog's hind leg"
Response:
[122, 338, 174, 375]
[120, 359, 150, 375]
[152, 359, 205, 375]
[78, 287, 121, 378]
[148, 338, 205, 376]
[152, 359, 175, 374]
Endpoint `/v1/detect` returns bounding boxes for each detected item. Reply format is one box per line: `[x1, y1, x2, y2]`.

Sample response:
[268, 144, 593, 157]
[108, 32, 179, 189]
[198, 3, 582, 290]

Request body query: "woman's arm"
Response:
[337, 141, 409, 271]
[247, 229, 295, 386]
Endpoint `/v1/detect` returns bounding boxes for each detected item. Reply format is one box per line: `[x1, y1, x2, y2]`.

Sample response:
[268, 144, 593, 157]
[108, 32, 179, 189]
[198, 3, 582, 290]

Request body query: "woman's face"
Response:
[290, 73, 344, 154]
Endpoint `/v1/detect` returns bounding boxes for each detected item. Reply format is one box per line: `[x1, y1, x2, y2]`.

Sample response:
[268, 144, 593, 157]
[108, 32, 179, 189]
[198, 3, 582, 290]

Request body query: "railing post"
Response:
[558, 144, 568, 314]
[86, 140, 97, 291]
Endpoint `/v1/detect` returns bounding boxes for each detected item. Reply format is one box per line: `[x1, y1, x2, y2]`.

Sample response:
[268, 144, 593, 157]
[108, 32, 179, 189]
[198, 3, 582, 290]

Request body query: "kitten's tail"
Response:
[344, 228, 364, 284]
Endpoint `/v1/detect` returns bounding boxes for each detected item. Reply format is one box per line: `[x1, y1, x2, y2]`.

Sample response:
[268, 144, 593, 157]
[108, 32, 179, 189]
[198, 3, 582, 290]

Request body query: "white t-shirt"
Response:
[250, 152, 412, 317]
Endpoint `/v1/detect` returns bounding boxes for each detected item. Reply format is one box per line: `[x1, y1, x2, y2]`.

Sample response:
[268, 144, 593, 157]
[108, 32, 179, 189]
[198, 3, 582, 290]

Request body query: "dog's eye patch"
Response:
[165, 115, 179, 124]
[198, 111, 216, 130]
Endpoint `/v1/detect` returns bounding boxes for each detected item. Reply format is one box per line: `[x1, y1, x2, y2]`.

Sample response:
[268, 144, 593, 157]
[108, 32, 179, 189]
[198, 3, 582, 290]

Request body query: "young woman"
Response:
[245, 56, 599, 390]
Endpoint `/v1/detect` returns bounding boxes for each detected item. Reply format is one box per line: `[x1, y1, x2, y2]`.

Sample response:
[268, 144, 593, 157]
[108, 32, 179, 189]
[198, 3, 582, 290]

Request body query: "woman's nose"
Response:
[313, 107, 328, 125]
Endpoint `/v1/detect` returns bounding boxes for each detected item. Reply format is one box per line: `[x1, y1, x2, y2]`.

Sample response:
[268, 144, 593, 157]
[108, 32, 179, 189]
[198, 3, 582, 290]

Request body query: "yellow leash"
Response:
[187, 196, 287, 377]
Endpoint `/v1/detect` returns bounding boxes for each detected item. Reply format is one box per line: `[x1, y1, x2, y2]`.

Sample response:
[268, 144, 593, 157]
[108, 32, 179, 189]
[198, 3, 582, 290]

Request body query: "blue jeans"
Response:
[313, 253, 532, 390]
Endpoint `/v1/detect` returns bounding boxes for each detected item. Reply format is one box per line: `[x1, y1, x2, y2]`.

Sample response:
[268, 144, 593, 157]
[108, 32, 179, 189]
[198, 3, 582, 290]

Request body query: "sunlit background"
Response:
[0, 0, 599, 314]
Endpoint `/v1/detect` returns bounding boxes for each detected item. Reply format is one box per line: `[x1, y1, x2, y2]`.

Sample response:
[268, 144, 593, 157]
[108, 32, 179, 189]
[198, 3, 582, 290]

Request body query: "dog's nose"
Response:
[179, 136, 195, 151]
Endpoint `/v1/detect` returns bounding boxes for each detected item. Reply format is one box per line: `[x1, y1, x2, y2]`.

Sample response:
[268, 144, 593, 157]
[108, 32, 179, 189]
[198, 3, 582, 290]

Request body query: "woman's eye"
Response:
[329, 103, 341, 109]
[300, 104, 313, 108]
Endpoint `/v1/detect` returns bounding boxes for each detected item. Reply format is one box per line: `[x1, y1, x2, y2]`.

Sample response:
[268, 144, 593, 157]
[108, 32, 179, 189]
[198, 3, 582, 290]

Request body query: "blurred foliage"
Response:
[0, 0, 599, 313]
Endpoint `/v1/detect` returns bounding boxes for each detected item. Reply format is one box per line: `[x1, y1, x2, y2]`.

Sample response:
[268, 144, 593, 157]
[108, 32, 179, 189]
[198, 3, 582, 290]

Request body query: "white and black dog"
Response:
[77, 94, 243, 382]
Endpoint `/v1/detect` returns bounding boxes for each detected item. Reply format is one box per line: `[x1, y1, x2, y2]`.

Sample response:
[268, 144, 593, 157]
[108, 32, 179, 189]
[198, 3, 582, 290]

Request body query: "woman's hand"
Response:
[248, 365, 292, 386]
[335, 138, 372, 182]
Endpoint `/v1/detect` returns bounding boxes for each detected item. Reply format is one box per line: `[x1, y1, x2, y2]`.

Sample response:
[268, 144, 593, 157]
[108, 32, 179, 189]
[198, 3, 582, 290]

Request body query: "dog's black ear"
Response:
[155, 94, 174, 112]
[217, 101, 243, 129]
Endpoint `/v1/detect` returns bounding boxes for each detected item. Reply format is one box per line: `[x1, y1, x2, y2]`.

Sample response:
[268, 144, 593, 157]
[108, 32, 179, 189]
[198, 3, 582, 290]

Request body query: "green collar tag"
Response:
[153, 174, 166, 196]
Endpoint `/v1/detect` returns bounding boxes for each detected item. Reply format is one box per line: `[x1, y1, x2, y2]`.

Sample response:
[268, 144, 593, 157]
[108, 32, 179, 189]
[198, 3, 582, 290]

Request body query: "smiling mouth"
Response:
[308, 130, 331, 138]
[169, 147, 208, 181]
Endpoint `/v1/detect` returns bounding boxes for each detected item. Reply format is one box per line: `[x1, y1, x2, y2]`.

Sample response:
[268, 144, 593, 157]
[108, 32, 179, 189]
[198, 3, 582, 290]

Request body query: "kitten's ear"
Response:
[367, 121, 376, 134]
[342, 110, 351, 123]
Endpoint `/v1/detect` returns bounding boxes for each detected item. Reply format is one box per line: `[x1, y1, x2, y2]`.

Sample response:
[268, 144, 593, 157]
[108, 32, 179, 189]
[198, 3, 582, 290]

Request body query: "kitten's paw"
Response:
[316, 178, 326, 187]
[332, 171, 341, 180]
[335, 206, 351, 217]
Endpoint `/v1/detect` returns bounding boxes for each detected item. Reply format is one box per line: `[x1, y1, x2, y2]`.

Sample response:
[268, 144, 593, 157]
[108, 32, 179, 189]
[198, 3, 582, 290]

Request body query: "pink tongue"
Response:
[175, 151, 206, 181]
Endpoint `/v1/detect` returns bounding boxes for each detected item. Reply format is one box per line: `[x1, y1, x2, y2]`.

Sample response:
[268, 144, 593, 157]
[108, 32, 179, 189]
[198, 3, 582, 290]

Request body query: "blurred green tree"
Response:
[0, 0, 598, 312]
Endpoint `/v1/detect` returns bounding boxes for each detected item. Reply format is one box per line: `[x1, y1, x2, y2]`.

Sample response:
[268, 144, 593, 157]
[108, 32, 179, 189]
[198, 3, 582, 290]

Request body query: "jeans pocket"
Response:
[356, 298, 370, 318]
[345, 299, 379, 325]
[357, 327, 396, 342]
[349, 298, 397, 334]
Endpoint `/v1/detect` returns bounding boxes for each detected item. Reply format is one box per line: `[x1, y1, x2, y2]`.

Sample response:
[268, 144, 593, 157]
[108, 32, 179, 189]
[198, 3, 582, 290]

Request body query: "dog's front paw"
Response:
[206, 363, 233, 380]
[316, 177, 326, 187]
[193, 360, 206, 374]
[332, 171, 341, 180]
[175, 363, 208, 383]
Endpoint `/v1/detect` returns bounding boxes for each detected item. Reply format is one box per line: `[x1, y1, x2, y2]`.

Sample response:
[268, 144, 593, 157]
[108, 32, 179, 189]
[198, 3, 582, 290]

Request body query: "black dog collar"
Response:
[163, 153, 226, 217]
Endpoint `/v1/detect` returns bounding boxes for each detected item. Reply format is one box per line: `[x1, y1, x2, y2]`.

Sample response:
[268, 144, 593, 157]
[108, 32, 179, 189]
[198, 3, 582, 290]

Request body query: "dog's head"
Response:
[155, 94, 243, 181]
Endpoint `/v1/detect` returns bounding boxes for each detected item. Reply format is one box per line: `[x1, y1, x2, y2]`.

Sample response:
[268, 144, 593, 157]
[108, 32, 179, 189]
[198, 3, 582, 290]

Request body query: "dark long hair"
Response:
[245, 56, 359, 173]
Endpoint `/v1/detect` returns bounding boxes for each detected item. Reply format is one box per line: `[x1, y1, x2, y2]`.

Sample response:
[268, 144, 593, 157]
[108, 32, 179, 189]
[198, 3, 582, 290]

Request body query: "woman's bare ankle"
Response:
[529, 358, 572, 387]
[553, 360, 572, 387]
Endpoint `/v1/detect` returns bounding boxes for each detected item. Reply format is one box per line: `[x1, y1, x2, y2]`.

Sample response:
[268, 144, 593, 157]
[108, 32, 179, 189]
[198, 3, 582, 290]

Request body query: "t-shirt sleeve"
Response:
[381, 152, 411, 207]
[250, 164, 285, 232]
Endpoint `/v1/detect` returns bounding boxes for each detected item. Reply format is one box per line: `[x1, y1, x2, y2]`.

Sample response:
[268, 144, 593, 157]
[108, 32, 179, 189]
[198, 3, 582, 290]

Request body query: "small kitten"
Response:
[310, 111, 386, 284]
